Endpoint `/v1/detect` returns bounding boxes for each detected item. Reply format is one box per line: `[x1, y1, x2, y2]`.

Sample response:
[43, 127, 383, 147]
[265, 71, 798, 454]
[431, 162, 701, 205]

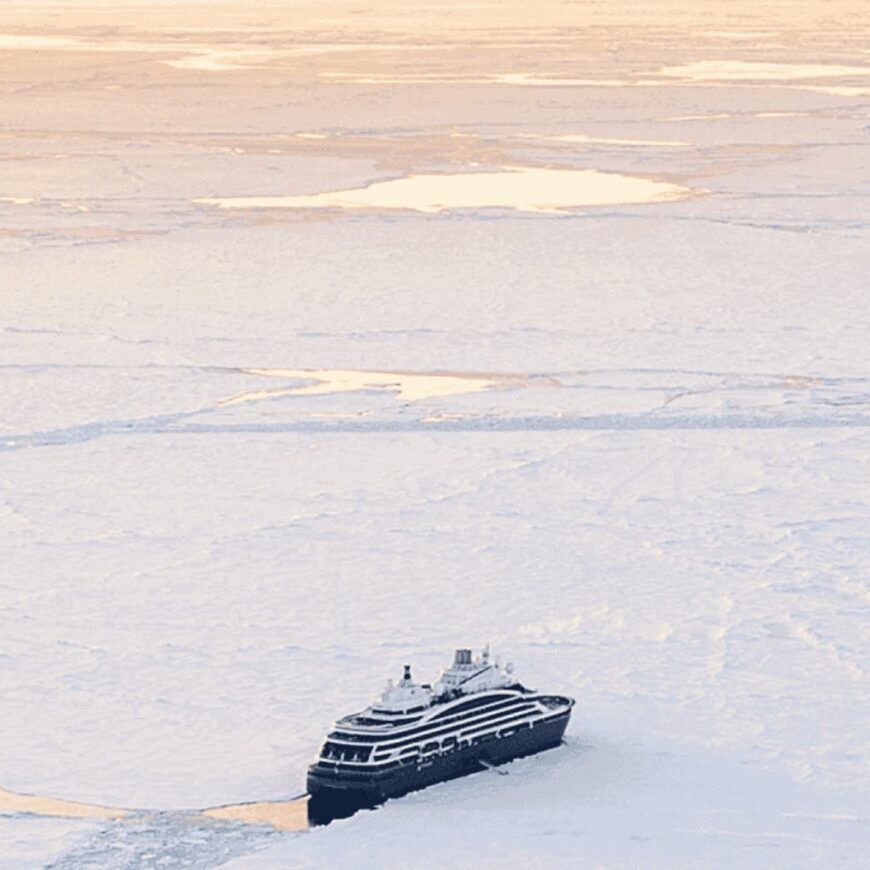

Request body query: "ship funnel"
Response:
[454, 648, 472, 666]
[403, 664, 412, 682]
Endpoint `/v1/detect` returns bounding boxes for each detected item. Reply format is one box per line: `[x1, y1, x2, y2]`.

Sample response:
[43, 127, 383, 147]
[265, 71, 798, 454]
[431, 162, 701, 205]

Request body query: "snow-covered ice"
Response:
[1, 0, 869, 867]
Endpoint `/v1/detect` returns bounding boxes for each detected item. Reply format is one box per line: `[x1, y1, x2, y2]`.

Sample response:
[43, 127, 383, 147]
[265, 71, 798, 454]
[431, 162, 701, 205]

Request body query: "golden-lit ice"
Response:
[203, 797, 308, 832]
[660, 60, 870, 81]
[0, 787, 126, 821]
[321, 62, 870, 93]
[0, 33, 449, 73]
[0, 784, 306, 832]
[196, 166, 693, 214]
[318, 72, 633, 86]
[797, 85, 870, 97]
[520, 134, 688, 147]
[220, 368, 507, 406]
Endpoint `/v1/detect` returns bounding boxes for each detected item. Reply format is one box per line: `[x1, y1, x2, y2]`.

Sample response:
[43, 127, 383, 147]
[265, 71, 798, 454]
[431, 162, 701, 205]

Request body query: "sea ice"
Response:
[2, 1, 868, 867]
[658, 60, 870, 81]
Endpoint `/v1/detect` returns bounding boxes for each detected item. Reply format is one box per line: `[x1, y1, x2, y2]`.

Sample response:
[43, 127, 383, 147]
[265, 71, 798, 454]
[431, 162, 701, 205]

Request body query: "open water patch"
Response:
[194, 166, 695, 215]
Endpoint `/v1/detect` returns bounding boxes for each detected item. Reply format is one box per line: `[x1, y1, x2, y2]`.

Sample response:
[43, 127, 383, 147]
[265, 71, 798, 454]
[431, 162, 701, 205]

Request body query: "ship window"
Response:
[321, 742, 371, 762]
[350, 715, 422, 727]
[422, 742, 438, 754]
[371, 706, 428, 716]
[329, 731, 378, 743]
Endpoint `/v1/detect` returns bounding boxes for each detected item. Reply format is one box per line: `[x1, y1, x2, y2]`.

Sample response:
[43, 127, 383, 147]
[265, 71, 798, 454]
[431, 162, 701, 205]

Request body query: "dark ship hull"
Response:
[307, 707, 570, 819]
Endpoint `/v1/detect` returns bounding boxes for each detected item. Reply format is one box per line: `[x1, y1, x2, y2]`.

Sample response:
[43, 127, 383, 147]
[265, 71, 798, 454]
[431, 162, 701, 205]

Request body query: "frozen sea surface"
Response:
[1, 1, 869, 867]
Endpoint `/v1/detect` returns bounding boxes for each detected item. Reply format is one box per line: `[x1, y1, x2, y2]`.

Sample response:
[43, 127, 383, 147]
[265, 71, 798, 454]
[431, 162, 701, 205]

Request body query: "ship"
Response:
[306, 647, 574, 818]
